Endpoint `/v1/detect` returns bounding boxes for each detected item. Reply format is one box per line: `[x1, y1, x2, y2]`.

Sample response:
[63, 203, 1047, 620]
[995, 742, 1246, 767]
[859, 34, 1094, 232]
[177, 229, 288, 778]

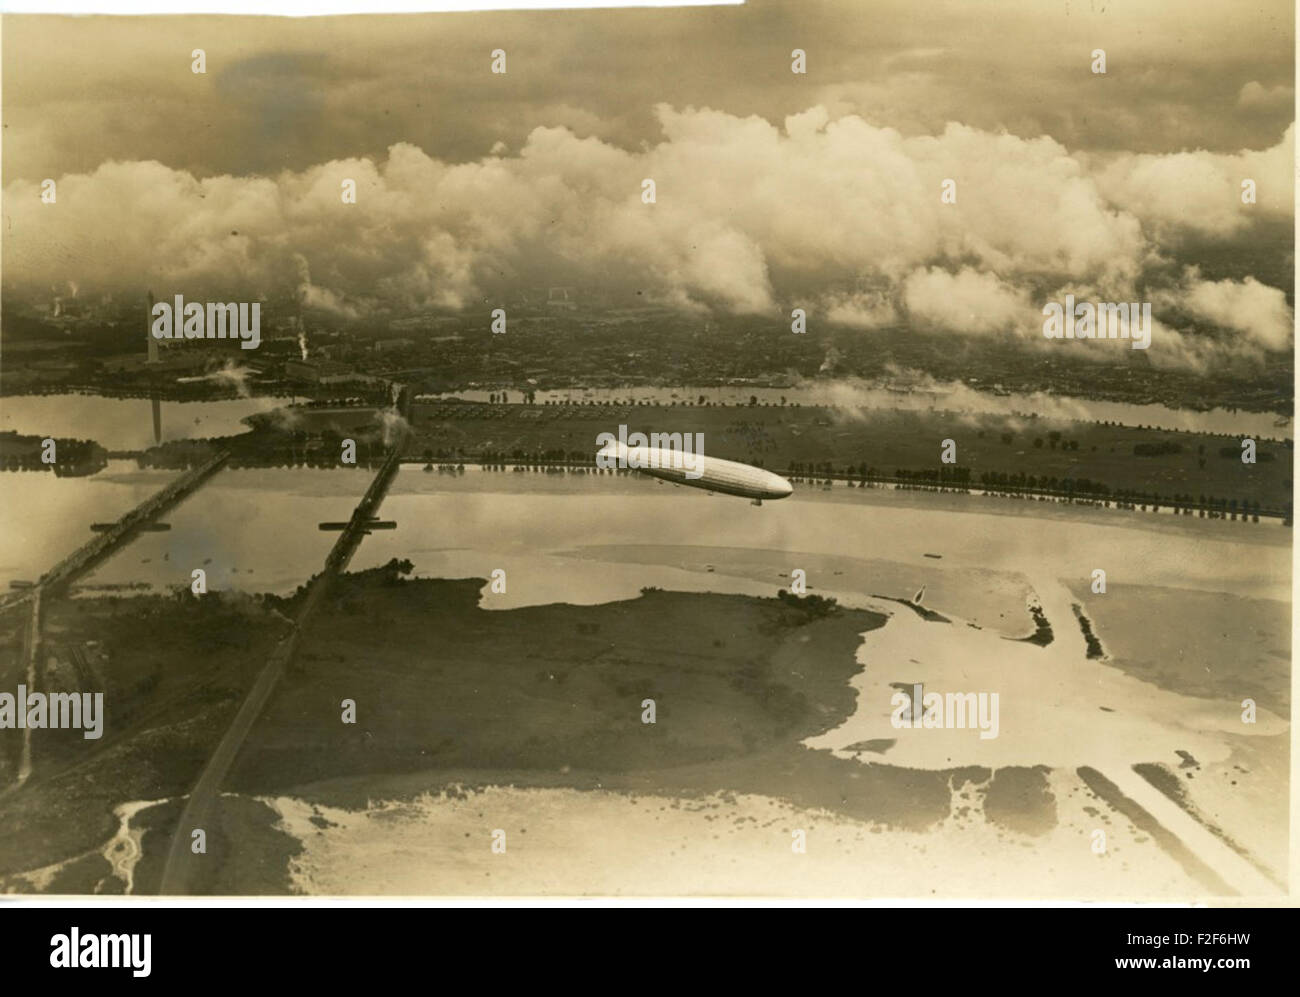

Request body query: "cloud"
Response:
[823, 289, 898, 329]
[1180, 275, 1294, 350]
[1095, 124, 1293, 236]
[3, 104, 1292, 374]
[1238, 81, 1294, 110]
[4, 1, 1293, 188]
[900, 266, 1036, 336]
[4, 105, 1158, 311]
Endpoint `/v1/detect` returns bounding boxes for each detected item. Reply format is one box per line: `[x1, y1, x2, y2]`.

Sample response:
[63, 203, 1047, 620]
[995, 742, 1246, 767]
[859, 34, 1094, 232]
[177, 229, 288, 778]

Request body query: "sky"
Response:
[1, 0, 1294, 371]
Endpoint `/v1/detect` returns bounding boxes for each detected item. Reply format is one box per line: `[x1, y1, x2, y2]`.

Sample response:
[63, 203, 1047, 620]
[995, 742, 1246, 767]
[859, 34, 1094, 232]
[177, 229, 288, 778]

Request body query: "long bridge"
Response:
[159, 387, 410, 894]
[43, 451, 230, 595]
[0, 451, 230, 615]
[0, 450, 230, 797]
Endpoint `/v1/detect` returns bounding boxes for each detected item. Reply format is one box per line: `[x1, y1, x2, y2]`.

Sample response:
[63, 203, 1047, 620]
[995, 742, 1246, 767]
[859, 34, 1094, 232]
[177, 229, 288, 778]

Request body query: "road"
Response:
[0, 453, 230, 793]
[159, 390, 409, 894]
[14, 590, 42, 787]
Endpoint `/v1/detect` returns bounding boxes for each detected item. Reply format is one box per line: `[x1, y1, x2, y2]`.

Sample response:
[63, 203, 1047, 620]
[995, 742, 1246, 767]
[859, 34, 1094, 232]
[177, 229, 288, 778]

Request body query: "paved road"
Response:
[160, 394, 409, 893]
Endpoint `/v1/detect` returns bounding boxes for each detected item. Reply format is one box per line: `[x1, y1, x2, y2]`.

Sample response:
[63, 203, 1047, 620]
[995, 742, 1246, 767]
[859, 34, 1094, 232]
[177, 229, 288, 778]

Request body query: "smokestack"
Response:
[146, 291, 159, 363]
[297, 291, 309, 360]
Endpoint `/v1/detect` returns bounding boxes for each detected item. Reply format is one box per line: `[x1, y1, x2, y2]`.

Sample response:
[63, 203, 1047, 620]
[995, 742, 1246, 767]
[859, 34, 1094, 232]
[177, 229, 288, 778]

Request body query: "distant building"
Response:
[285, 358, 372, 385]
[373, 338, 414, 352]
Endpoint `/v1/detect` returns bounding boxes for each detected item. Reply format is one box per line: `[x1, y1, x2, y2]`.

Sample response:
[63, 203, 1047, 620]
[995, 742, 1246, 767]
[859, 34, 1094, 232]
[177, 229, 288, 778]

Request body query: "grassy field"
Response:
[1, 569, 902, 891]
[0, 592, 285, 886]
[135, 398, 1292, 513]
[400, 401, 1292, 510]
[231, 574, 884, 791]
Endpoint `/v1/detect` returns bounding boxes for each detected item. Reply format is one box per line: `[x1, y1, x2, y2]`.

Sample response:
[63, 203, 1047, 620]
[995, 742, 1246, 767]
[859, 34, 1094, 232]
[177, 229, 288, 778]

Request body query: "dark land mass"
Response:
[232, 576, 888, 792]
[0, 591, 289, 885]
[983, 765, 1058, 836]
[6, 565, 1265, 894]
[874, 595, 951, 623]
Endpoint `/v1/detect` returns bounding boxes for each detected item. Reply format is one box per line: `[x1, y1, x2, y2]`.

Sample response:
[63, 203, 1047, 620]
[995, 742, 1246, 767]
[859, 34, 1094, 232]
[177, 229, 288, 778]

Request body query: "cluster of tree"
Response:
[776, 589, 839, 618]
[979, 470, 1109, 495]
[892, 466, 974, 485]
[1, 436, 106, 475]
[378, 558, 415, 585]
[1031, 432, 1081, 450]
[301, 397, 370, 408]
[776, 459, 1288, 525]
[1076, 612, 1105, 659]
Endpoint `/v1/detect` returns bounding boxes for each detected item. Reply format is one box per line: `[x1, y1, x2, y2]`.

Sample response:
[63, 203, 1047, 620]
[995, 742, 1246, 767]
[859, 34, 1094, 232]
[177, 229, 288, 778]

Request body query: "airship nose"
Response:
[776, 476, 794, 498]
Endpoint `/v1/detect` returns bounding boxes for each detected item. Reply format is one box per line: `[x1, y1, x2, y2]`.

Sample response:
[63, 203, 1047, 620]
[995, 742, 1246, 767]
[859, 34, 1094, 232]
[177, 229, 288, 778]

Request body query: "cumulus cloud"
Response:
[1181, 275, 1294, 350]
[3, 106, 1144, 305]
[823, 289, 898, 329]
[1095, 124, 1293, 236]
[900, 267, 1035, 336]
[3, 103, 1292, 373]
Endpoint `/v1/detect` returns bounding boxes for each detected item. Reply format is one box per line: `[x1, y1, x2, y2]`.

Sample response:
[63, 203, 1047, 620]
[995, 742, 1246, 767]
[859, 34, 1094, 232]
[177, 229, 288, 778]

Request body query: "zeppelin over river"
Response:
[596, 437, 794, 504]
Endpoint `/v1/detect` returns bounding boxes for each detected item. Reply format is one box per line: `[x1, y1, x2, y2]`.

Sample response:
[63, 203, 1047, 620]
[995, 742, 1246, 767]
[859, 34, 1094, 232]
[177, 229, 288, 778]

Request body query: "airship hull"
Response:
[611, 445, 793, 501]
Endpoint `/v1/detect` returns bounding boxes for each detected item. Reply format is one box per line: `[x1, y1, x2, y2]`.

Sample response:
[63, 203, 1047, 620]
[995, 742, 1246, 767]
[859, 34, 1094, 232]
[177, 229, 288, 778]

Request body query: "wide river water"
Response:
[1, 459, 1289, 600]
[0, 392, 1289, 898]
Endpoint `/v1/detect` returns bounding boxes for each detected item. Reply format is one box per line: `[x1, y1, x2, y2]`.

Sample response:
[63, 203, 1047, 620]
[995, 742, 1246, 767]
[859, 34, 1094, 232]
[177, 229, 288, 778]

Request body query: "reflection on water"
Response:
[9, 466, 367, 594]
[3, 459, 1289, 897]
[0, 460, 178, 585]
[0, 394, 295, 452]
[354, 470, 1291, 604]
[1, 385, 1286, 464]
[1, 465, 1289, 600]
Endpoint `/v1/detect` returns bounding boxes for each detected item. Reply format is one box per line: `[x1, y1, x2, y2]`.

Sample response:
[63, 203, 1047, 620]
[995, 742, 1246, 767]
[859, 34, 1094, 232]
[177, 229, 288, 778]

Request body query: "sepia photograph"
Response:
[0, 0, 1293, 914]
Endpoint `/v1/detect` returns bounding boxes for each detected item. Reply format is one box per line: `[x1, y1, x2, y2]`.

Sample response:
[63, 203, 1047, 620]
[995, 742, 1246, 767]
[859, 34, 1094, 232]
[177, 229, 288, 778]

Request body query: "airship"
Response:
[599, 440, 793, 504]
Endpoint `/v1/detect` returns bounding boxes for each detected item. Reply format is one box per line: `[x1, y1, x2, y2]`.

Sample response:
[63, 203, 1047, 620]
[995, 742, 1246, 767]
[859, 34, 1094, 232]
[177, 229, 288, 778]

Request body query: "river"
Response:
[0, 392, 1289, 897]
[0, 393, 299, 451]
